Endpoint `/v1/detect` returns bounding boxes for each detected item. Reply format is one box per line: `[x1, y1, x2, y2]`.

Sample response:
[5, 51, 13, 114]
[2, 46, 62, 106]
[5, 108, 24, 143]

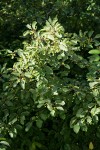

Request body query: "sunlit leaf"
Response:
[89, 49, 100, 54]
[89, 142, 94, 150]
[26, 24, 32, 29]
[0, 141, 10, 147]
[20, 79, 25, 89]
[73, 123, 80, 133]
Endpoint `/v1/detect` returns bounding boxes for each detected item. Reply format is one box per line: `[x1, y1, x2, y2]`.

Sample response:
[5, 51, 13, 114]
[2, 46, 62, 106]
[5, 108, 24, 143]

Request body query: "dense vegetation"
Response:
[0, 0, 100, 149]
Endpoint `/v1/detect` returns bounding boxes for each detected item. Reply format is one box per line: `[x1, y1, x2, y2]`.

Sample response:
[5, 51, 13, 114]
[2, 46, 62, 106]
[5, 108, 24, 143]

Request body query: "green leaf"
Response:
[40, 114, 48, 121]
[5, 101, 13, 107]
[24, 72, 32, 78]
[95, 108, 100, 114]
[23, 30, 30, 36]
[89, 49, 100, 55]
[94, 40, 100, 46]
[25, 122, 32, 132]
[89, 82, 98, 88]
[47, 35, 54, 41]
[93, 55, 100, 61]
[32, 21, 37, 30]
[92, 115, 99, 123]
[17, 49, 23, 57]
[9, 117, 17, 125]
[36, 119, 43, 128]
[50, 110, 55, 116]
[93, 89, 99, 96]
[0, 141, 10, 147]
[57, 52, 65, 60]
[94, 34, 100, 39]
[70, 117, 77, 128]
[9, 132, 14, 138]
[86, 116, 92, 124]
[0, 148, 6, 150]
[56, 100, 65, 106]
[37, 103, 44, 108]
[20, 79, 25, 89]
[59, 43, 68, 51]
[56, 106, 64, 111]
[88, 103, 95, 108]
[31, 142, 36, 150]
[26, 24, 32, 29]
[55, 32, 62, 38]
[13, 80, 19, 87]
[73, 123, 80, 133]
[81, 125, 88, 132]
[59, 112, 66, 120]
[11, 72, 20, 77]
[9, 128, 17, 138]
[45, 66, 53, 74]
[47, 104, 53, 111]
[76, 108, 85, 118]
[91, 107, 96, 116]
[0, 138, 6, 141]
[20, 115, 25, 125]
[88, 31, 94, 38]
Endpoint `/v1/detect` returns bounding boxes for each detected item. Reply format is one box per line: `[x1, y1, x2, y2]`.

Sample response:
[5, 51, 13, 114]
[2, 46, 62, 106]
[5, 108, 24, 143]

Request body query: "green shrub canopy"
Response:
[0, 0, 100, 149]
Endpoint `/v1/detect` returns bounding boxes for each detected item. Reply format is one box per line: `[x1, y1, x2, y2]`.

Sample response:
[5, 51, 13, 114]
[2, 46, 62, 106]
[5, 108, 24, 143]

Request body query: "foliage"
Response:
[0, 0, 100, 150]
